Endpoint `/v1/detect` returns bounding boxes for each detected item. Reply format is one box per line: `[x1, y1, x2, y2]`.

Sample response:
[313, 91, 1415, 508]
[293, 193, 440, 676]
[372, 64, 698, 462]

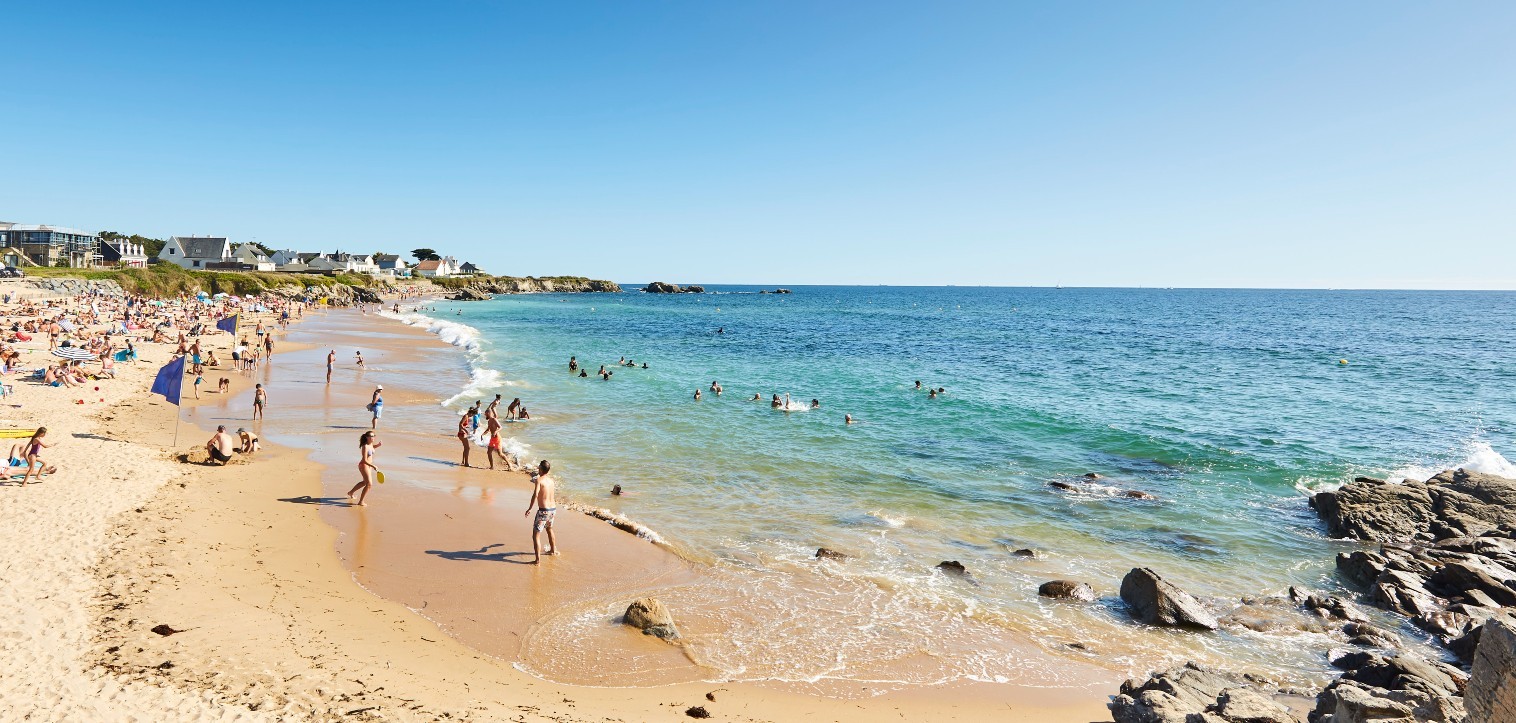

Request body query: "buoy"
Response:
[1339, 359, 1348, 365]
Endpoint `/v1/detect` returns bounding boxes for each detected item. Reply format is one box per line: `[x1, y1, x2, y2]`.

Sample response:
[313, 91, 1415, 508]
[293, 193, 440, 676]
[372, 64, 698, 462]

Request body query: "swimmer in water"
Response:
[710, 381, 722, 396]
[915, 380, 922, 390]
[579, 370, 588, 378]
[929, 388, 938, 399]
[771, 394, 782, 408]
[611, 484, 623, 496]
[693, 389, 702, 401]
[642, 362, 648, 369]
[569, 356, 578, 372]
[751, 393, 762, 401]
[845, 414, 855, 424]
[811, 399, 820, 409]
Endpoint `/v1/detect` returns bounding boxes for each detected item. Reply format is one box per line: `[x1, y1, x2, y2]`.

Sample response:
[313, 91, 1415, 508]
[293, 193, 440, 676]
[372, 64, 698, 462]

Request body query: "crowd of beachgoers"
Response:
[0, 284, 314, 488]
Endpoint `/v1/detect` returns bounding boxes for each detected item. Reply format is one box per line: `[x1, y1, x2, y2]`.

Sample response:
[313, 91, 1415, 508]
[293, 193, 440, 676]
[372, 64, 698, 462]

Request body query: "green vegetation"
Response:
[26, 264, 371, 297]
[412, 248, 440, 261]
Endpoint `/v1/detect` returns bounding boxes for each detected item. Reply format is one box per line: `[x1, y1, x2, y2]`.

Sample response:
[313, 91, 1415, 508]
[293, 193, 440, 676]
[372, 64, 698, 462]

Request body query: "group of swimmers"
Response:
[568, 355, 648, 381]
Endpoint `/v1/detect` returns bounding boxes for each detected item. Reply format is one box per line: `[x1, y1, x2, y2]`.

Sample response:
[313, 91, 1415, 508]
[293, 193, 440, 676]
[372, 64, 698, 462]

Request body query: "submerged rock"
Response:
[814, 547, 849, 561]
[623, 598, 680, 640]
[936, 560, 969, 576]
[1038, 580, 1096, 602]
[1119, 568, 1219, 630]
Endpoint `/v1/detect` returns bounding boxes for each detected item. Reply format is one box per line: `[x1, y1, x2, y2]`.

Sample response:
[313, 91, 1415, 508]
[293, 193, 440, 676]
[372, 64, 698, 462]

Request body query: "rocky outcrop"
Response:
[1311, 470, 1516, 543]
[27, 278, 127, 297]
[1110, 662, 1300, 723]
[623, 598, 680, 641]
[1120, 568, 1219, 630]
[1038, 580, 1096, 602]
[1310, 650, 1468, 723]
[1467, 616, 1516, 723]
[449, 287, 492, 301]
[642, 282, 704, 294]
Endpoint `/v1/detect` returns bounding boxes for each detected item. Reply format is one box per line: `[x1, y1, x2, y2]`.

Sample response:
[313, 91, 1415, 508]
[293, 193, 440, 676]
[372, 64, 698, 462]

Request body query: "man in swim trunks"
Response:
[523, 460, 558, 564]
[484, 413, 504, 471]
[326, 349, 336, 383]
[206, 425, 235, 465]
[237, 428, 260, 454]
[253, 383, 267, 420]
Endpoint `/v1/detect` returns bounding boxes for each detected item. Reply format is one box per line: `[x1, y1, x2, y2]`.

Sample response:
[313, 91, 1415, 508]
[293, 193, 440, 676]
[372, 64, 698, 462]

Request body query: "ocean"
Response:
[380, 286, 1516, 690]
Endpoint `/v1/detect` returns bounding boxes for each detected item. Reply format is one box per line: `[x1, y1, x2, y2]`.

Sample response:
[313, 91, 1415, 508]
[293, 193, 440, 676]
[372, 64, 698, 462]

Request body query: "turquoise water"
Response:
[385, 287, 1516, 687]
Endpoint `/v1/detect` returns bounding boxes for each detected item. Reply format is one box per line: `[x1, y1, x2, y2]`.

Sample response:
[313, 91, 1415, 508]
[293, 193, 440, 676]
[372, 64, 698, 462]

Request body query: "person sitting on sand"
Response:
[237, 428, 260, 455]
[523, 460, 558, 564]
[206, 425, 235, 466]
[20, 427, 59, 485]
[203, 350, 219, 367]
[346, 431, 381, 506]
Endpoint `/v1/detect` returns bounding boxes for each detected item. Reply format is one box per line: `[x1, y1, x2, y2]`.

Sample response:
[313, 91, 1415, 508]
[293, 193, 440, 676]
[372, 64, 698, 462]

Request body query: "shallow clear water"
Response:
[385, 286, 1516, 687]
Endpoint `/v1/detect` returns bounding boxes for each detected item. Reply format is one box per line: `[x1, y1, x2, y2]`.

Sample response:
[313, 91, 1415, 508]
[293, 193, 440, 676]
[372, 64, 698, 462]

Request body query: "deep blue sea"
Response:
[385, 286, 1516, 687]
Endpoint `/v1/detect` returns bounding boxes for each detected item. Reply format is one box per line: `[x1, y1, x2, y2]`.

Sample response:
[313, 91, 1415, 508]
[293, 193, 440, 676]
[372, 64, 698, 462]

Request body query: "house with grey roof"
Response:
[158, 236, 232, 269]
[232, 243, 276, 271]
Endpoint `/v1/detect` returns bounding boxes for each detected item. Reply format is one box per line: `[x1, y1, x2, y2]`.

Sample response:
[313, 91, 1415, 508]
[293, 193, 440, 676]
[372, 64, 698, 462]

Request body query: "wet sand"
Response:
[91, 304, 1114, 721]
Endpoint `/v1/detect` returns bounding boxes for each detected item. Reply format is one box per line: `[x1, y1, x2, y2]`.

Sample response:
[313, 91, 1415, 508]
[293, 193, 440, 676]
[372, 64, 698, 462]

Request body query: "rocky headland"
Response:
[444, 276, 621, 300]
[1106, 469, 1516, 723]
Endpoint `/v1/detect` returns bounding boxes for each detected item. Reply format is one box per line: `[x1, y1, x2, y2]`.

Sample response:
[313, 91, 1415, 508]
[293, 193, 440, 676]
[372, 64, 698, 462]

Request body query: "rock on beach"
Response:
[1119, 568, 1219, 630]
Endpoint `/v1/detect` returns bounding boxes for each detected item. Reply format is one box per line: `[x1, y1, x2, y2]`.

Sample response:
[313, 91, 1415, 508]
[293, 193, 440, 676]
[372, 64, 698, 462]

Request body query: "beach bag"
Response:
[365, 402, 376, 412]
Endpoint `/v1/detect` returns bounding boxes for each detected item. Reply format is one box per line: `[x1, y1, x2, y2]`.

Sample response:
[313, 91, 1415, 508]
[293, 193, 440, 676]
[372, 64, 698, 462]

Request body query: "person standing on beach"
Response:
[368, 385, 383, 429]
[355, 350, 365, 369]
[253, 383, 267, 420]
[326, 349, 335, 383]
[20, 427, 57, 486]
[346, 431, 381, 506]
[484, 413, 504, 470]
[523, 460, 558, 564]
[456, 412, 473, 468]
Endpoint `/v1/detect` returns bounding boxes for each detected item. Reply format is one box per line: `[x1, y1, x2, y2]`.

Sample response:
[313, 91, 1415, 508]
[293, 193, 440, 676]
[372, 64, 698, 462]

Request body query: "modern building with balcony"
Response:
[0, 222, 101, 267]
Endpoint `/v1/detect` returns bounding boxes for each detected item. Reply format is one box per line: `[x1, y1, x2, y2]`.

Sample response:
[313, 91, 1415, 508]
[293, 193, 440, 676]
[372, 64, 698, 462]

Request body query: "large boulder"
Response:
[1120, 568, 1219, 630]
[643, 282, 681, 293]
[1312, 470, 1516, 543]
[623, 598, 680, 640]
[1467, 617, 1516, 723]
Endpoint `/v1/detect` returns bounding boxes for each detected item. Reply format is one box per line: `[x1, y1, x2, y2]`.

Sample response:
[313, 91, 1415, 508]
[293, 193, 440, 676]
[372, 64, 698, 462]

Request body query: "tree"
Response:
[412, 248, 440, 261]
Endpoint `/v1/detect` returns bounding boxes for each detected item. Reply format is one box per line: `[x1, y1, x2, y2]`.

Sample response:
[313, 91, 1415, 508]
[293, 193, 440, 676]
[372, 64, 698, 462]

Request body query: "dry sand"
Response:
[1, 291, 1112, 721]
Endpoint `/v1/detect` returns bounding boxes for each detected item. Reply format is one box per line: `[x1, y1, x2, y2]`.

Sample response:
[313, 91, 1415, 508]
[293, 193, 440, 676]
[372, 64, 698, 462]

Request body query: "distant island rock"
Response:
[643, 282, 705, 293]
[758, 288, 792, 294]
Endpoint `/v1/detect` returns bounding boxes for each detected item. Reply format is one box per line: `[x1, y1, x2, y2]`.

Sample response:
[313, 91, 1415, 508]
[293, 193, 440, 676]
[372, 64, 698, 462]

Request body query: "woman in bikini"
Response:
[346, 431, 381, 506]
[456, 412, 472, 467]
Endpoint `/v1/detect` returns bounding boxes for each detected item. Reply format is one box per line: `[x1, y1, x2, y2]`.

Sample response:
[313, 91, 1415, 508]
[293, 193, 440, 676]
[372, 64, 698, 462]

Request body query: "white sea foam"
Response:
[379, 309, 512, 407]
[1295, 439, 1516, 495]
[1387, 440, 1516, 483]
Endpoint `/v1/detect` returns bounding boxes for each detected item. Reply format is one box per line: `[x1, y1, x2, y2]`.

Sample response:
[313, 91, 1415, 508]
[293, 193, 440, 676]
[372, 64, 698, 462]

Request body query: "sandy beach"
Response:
[0, 283, 1109, 721]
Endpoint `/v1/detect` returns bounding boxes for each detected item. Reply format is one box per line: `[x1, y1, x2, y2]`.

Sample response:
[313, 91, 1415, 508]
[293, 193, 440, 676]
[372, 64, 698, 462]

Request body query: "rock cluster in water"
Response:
[446, 277, 621, 300]
[642, 282, 704, 293]
[1107, 468, 1516, 723]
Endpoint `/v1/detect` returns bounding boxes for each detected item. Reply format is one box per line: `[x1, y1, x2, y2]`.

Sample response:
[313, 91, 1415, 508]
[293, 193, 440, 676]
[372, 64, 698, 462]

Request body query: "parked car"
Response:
[3, 267, 23, 278]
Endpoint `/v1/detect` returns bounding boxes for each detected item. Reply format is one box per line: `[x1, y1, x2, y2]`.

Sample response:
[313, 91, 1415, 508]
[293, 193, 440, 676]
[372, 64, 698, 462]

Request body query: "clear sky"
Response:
[4, 2, 1513, 288]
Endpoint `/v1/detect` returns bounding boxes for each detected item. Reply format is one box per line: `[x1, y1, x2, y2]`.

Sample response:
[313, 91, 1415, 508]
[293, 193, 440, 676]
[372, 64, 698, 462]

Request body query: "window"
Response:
[168, 248, 175, 254]
[193, 261, 201, 267]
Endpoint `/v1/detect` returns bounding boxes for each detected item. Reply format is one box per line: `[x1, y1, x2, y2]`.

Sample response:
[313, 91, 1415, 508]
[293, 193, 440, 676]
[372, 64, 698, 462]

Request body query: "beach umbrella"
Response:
[52, 347, 96, 362]
[213, 293, 228, 298]
[57, 319, 77, 333]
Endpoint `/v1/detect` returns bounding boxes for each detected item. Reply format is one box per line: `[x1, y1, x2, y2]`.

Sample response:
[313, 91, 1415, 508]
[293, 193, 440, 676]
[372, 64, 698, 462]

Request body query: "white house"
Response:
[412, 258, 457, 278]
[374, 254, 410, 278]
[232, 244, 277, 271]
[158, 236, 232, 269]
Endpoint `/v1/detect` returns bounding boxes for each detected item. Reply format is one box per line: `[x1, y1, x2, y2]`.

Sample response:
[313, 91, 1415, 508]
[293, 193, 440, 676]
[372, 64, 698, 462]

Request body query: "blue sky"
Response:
[3, 2, 1513, 288]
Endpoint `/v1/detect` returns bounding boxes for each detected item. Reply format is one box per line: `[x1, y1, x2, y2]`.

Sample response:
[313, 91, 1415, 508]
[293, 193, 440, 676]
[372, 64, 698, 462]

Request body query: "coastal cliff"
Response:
[439, 276, 620, 300]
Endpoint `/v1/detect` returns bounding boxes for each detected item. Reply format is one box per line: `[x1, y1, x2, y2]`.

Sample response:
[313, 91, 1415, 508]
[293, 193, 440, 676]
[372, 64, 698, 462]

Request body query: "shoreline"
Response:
[84, 302, 1111, 720]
